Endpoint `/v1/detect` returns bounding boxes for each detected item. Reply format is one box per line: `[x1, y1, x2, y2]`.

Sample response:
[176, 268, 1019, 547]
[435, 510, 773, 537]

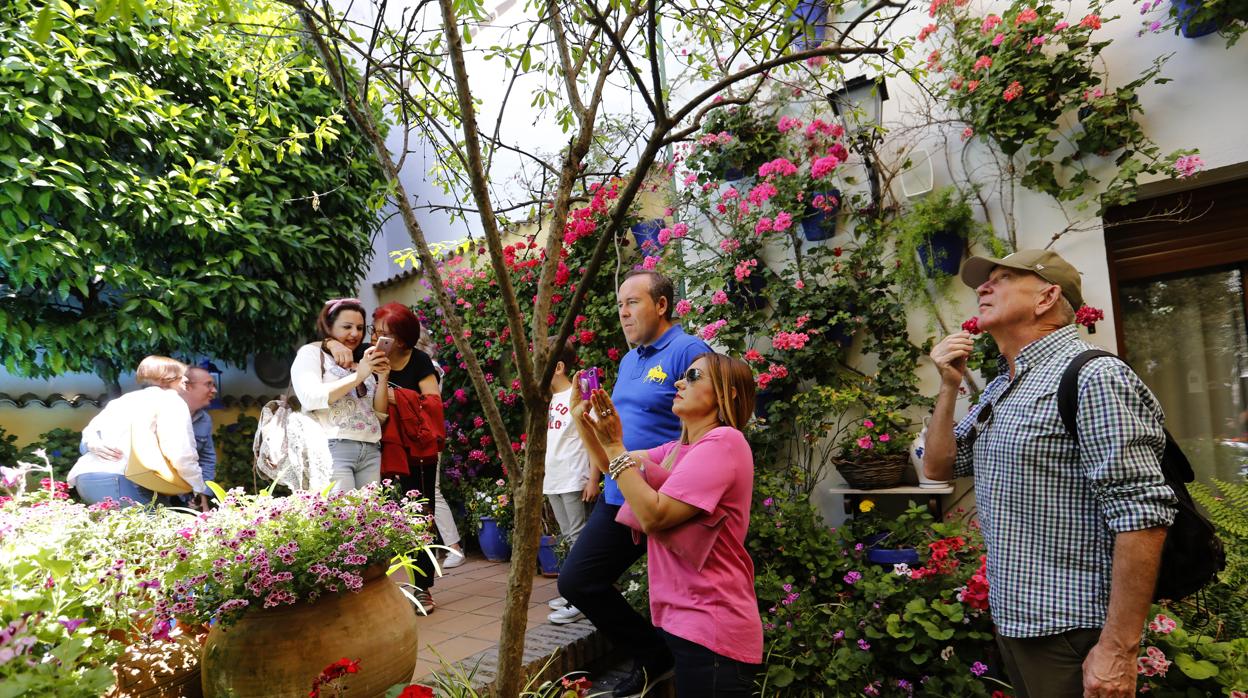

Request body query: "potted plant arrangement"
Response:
[924, 0, 1197, 213]
[892, 186, 990, 281]
[832, 410, 913, 490]
[682, 104, 781, 183]
[852, 502, 939, 566]
[750, 479, 1003, 695]
[159, 483, 433, 698]
[466, 477, 514, 562]
[0, 456, 200, 698]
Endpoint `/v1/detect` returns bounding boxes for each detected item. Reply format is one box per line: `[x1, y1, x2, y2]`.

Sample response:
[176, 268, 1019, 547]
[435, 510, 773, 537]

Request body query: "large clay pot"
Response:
[201, 568, 418, 698]
[111, 632, 202, 697]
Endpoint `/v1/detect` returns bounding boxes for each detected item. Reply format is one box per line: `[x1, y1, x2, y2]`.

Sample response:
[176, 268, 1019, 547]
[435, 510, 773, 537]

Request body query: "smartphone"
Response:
[579, 367, 601, 395]
[375, 336, 395, 356]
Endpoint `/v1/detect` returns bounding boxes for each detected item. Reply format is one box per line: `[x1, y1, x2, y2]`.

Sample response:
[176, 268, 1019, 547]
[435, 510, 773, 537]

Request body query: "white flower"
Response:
[893, 563, 912, 577]
[940, 646, 954, 662]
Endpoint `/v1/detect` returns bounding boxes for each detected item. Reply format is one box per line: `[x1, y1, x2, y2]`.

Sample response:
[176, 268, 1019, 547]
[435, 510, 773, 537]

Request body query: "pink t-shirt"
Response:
[646, 426, 762, 664]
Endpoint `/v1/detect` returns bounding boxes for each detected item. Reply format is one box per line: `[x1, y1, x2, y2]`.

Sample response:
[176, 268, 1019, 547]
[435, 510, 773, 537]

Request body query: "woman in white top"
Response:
[290, 298, 391, 492]
[68, 356, 206, 507]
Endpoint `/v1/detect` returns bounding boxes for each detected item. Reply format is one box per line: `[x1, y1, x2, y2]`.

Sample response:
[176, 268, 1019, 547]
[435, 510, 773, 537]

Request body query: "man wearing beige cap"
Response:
[924, 250, 1176, 698]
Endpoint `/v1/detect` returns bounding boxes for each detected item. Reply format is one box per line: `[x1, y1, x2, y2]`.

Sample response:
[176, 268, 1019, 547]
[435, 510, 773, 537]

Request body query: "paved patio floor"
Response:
[410, 552, 564, 682]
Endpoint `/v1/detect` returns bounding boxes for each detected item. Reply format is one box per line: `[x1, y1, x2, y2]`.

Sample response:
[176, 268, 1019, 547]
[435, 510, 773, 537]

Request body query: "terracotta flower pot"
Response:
[201, 567, 418, 698]
[111, 632, 202, 698]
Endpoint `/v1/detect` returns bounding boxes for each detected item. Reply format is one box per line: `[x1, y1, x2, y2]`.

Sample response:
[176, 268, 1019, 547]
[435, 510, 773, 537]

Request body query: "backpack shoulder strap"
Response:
[1057, 349, 1120, 440]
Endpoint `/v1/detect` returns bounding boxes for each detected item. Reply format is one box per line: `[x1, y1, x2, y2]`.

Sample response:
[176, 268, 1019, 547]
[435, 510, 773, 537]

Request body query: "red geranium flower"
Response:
[398, 686, 435, 698]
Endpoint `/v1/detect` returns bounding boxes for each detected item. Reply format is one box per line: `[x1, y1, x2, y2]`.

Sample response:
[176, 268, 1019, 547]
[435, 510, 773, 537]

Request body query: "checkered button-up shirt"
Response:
[953, 325, 1177, 638]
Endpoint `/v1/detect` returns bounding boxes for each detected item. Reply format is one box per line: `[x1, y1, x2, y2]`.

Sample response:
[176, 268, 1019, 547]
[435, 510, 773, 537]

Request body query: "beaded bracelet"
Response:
[607, 452, 637, 479]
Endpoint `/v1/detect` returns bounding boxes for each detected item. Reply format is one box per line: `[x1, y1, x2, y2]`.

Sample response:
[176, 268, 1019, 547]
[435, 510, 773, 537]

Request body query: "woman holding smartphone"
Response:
[573, 353, 762, 697]
[326, 302, 444, 610]
[290, 298, 390, 493]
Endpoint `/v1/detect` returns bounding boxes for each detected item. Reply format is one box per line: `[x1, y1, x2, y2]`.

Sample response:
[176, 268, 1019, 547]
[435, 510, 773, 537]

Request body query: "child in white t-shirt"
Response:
[544, 340, 600, 546]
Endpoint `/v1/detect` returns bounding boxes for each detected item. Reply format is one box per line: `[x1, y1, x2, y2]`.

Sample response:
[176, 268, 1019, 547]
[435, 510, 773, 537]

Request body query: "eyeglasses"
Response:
[682, 367, 705, 383]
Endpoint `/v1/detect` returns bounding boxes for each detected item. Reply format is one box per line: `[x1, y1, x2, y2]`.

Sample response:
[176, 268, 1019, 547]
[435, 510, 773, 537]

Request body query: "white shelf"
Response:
[828, 484, 954, 496]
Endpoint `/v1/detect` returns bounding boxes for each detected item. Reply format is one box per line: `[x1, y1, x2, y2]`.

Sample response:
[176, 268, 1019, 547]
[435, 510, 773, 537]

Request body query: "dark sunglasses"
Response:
[682, 367, 705, 383]
[966, 402, 995, 447]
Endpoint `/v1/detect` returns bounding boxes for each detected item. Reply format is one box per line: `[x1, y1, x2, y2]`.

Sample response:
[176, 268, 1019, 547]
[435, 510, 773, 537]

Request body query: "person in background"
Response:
[331, 322, 467, 569]
[369, 302, 444, 611]
[291, 298, 390, 493]
[70, 356, 207, 507]
[545, 337, 599, 543]
[180, 366, 218, 510]
[552, 270, 711, 698]
[417, 331, 467, 569]
[574, 353, 762, 697]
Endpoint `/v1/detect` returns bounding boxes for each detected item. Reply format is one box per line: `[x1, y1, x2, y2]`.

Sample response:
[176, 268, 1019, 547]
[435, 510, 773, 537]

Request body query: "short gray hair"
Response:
[1055, 296, 1076, 325]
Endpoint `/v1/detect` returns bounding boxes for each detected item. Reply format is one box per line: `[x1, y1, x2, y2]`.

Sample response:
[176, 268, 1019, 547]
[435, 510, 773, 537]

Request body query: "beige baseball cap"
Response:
[960, 249, 1084, 309]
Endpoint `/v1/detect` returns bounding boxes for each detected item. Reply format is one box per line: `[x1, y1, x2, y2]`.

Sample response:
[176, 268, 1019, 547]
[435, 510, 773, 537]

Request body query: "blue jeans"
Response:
[660, 630, 760, 698]
[327, 439, 382, 492]
[74, 472, 157, 508]
[557, 502, 671, 671]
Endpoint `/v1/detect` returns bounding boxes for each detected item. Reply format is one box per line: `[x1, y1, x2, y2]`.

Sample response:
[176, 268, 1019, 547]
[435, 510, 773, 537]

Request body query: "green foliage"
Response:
[749, 481, 1000, 696]
[1136, 607, 1248, 696]
[211, 414, 259, 493]
[926, 0, 1195, 213]
[891, 186, 1003, 300]
[683, 104, 782, 183]
[0, 0, 388, 382]
[0, 496, 189, 697]
[1169, 479, 1248, 640]
[0, 424, 19, 467]
[1142, 0, 1248, 48]
[16, 428, 82, 482]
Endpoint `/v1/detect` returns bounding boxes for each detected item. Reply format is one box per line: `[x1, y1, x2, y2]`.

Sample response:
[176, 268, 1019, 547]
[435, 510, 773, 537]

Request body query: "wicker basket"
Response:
[833, 454, 908, 489]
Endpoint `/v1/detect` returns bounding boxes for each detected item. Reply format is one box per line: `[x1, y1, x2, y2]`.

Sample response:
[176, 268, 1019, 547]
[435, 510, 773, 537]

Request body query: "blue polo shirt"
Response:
[606, 324, 711, 505]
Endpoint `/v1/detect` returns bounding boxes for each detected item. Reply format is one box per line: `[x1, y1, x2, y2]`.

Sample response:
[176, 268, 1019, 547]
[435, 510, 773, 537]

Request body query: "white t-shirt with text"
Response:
[544, 388, 590, 495]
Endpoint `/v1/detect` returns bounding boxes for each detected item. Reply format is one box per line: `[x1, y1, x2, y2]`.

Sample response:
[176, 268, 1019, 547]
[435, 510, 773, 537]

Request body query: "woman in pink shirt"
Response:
[574, 352, 761, 697]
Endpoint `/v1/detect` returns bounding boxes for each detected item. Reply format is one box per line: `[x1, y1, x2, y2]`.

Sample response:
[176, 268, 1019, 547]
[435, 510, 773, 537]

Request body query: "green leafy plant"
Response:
[683, 104, 782, 183]
[1137, 0, 1248, 48]
[925, 0, 1197, 213]
[1171, 479, 1248, 640]
[0, 489, 193, 696]
[892, 187, 1004, 297]
[17, 428, 82, 482]
[463, 477, 514, 534]
[750, 483, 1002, 696]
[0, 424, 19, 467]
[212, 414, 260, 493]
[1135, 607, 1248, 696]
[0, 0, 389, 384]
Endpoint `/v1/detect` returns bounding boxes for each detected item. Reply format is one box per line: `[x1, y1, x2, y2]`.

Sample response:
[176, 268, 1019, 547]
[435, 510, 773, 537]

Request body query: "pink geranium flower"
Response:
[1003, 81, 1024, 102]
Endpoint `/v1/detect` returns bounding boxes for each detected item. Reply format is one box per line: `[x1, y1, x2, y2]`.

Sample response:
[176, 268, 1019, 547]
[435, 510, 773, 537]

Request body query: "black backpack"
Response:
[1058, 349, 1226, 602]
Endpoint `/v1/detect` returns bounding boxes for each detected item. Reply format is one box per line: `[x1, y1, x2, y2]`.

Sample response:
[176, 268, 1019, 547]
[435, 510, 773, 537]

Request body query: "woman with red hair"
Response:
[327, 302, 443, 611]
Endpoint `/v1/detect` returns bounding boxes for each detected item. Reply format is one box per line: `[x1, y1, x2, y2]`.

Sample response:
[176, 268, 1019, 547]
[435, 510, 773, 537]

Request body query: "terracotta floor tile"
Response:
[454, 579, 507, 597]
[426, 635, 494, 664]
[428, 611, 499, 635]
[437, 593, 501, 613]
[463, 619, 504, 642]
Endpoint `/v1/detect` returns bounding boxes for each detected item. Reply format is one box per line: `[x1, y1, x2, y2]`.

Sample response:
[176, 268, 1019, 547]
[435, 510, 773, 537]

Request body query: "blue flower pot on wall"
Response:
[537, 534, 560, 577]
[728, 272, 767, 311]
[630, 219, 665, 254]
[801, 189, 841, 242]
[478, 516, 511, 562]
[789, 0, 828, 48]
[916, 229, 965, 277]
[1171, 0, 1223, 37]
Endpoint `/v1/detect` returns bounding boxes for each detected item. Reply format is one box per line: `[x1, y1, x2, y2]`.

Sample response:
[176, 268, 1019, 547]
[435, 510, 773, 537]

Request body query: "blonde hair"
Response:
[135, 356, 188, 388]
[680, 352, 756, 443]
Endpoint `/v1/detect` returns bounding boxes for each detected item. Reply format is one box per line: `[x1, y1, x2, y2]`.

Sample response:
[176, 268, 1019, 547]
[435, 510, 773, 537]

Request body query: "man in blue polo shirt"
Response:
[551, 269, 711, 697]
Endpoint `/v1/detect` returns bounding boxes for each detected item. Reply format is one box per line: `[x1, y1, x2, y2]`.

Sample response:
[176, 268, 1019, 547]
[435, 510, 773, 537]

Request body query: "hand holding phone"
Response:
[375, 336, 395, 356]
[579, 367, 601, 395]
